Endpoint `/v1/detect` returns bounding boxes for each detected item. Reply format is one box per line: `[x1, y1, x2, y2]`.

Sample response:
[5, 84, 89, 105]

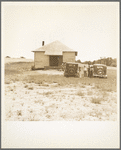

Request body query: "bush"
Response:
[28, 86, 34, 90]
[24, 85, 28, 88]
[5, 81, 10, 84]
[31, 65, 35, 70]
[43, 91, 53, 95]
[77, 89, 84, 96]
[6, 56, 11, 58]
[91, 97, 102, 104]
[17, 110, 22, 116]
[111, 63, 117, 67]
[87, 90, 93, 95]
[20, 56, 25, 59]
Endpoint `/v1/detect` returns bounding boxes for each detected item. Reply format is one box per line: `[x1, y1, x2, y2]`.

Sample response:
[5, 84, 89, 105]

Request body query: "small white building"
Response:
[32, 40, 78, 69]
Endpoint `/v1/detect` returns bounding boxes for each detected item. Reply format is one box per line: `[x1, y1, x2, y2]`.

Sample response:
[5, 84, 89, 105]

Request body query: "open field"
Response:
[4, 58, 33, 64]
[4, 59, 117, 121]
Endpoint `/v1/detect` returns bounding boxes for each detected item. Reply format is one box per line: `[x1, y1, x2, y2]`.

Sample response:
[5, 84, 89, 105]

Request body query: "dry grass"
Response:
[87, 90, 93, 95]
[77, 89, 84, 96]
[13, 97, 15, 100]
[10, 88, 13, 91]
[5, 81, 11, 84]
[5, 81, 117, 121]
[5, 62, 34, 75]
[17, 110, 22, 116]
[43, 91, 54, 96]
[34, 99, 42, 104]
[91, 97, 103, 104]
[102, 91, 109, 98]
[5, 62, 117, 92]
[81, 85, 85, 88]
[28, 86, 34, 90]
[4, 61, 117, 121]
[24, 85, 28, 88]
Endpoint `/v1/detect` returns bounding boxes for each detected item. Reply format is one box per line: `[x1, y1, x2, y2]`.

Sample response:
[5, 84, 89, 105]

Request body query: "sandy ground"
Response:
[4, 58, 117, 121]
[36, 70, 64, 75]
[107, 66, 117, 70]
[5, 81, 117, 121]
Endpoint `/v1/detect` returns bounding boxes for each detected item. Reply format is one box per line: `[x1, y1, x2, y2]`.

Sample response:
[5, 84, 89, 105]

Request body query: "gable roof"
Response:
[32, 40, 77, 55]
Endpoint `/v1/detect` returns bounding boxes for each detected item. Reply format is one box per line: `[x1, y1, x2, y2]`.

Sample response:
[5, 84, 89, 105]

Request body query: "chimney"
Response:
[42, 41, 44, 46]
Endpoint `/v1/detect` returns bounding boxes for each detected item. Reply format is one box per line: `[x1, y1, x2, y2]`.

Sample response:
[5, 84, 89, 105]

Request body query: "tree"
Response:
[106, 57, 112, 66]
[6, 56, 10, 58]
[76, 59, 81, 63]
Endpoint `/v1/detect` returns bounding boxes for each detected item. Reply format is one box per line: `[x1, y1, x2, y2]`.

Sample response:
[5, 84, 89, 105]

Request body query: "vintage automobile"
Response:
[93, 64, 107, 78]
[64, 62, 80, 77]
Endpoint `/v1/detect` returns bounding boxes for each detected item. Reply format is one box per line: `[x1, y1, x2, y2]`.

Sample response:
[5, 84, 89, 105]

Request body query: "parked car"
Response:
[93, 64, 107, 78]
[64, 62, 80, 77]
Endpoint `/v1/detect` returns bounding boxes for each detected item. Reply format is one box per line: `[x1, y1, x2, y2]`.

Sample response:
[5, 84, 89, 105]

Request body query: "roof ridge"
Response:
[32, 40, 77, 54]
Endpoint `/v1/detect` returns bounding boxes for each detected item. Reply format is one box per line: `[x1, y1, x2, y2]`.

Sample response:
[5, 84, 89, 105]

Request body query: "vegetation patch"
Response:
[43, 91, 53, 96]
[24, 85, 28, 88]
[87, 90, 93, 95]
[91, 97, 102, 104]
[4, 61, 117, 121]
[5, 81, 11, 84]
[5, 62, 117, 92]
[77, 89, 84, 96]
[17, 110, 22, 116]
[28, 86, 34, 90]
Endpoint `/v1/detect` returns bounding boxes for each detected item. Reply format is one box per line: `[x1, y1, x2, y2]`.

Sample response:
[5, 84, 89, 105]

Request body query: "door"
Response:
[49, 56, 63, 66]
[50, 56, 58, 66]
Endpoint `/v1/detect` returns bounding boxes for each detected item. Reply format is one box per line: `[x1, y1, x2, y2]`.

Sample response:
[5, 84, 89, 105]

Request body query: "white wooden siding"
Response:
[34, 52, 49, 68]
[63, 52, 75, 62]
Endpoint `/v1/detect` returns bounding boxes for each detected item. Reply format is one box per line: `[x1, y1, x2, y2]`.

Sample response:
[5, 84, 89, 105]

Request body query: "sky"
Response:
[2, 2, 119, 62]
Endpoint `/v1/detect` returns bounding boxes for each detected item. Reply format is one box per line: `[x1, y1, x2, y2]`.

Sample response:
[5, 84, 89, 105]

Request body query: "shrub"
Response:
[46, 114, 51, 118]
[91, 97, 102, 104]
[28, 86, 33, 90]
[20, 56, 25, 59]
[87, 90, 93, 95]
[5, 81, 10, 84]
[95, 85, 100, 89]
[10, 88, 13, 91]
[101, 91, 109, 98]
[77, 89, 84, 96]
[101, 86, 112, 92]
[31, 65, 35, 70]
[81, 85, 85, 88]
[24, 85, 28, 88]
[17, 110, 22, 116]
[6, 56, 10, 58]
[34, 99, 42, 104]
[43, 91, 53, 95]
[7, 110, 12, 118]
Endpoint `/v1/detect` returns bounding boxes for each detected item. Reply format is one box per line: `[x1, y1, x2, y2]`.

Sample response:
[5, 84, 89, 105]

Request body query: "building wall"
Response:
[34, 52, 49, 68]
[63, 52, 75, 62]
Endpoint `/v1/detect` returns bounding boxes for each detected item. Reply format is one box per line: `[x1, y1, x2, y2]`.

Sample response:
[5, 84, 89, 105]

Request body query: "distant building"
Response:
[32, 40, 77, 69]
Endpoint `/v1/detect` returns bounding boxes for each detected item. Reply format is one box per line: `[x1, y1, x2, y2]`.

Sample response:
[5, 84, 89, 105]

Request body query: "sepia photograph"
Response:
[2, 1, 119, 148]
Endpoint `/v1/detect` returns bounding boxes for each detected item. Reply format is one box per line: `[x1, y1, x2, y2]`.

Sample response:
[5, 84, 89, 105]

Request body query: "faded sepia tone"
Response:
[5, 41, 117, 121]
[2, 2, 119, 148]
